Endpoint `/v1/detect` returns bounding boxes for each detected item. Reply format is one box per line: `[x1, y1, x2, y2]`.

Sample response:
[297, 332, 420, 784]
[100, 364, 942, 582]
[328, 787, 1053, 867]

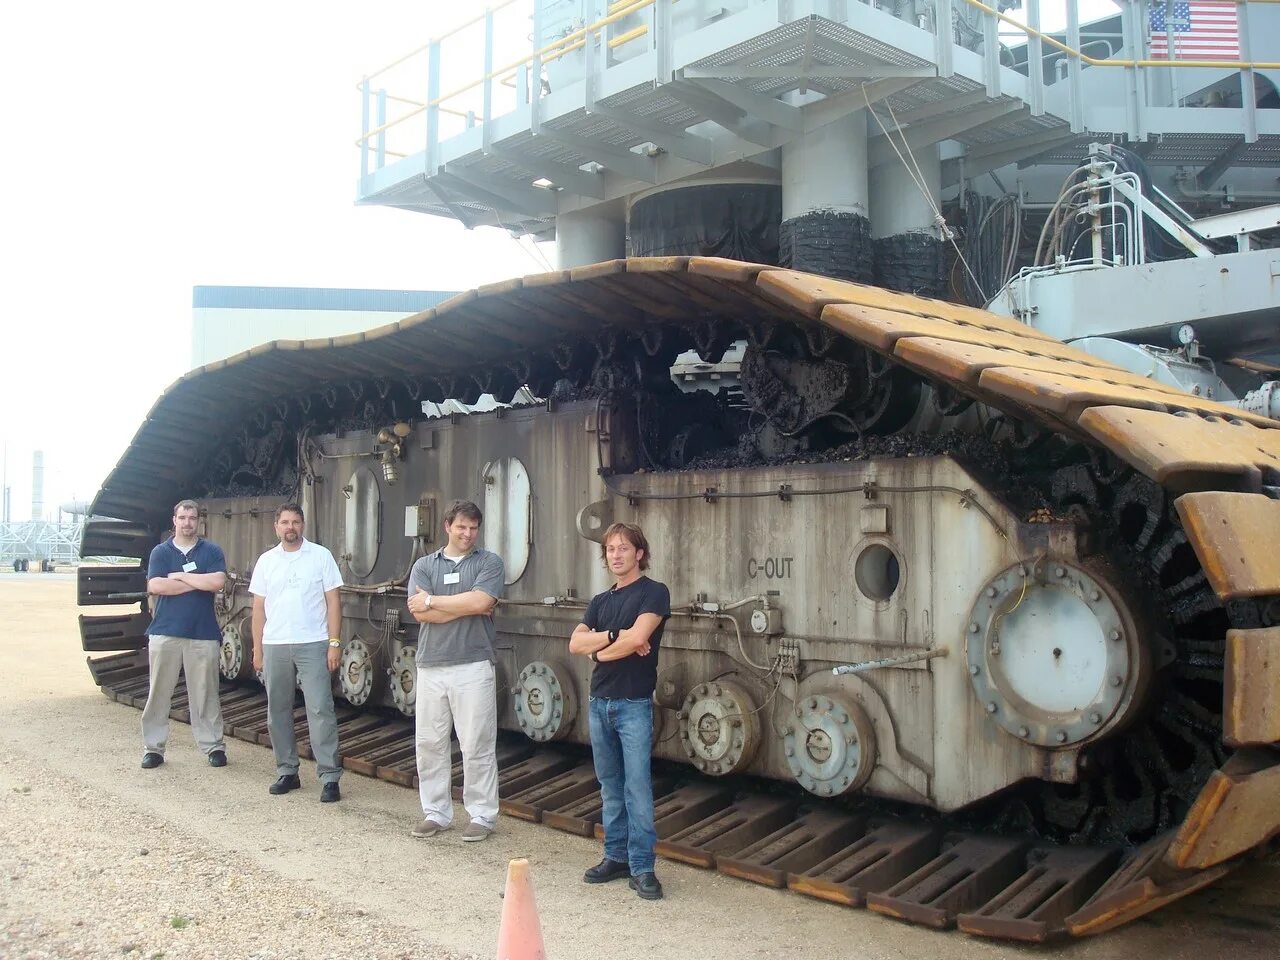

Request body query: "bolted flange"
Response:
[514, 660, 577, 743]
[338, 637, 378, 707]
[965, 560, 1148, 749]
[388, 644, 418, 717]
[218, 619, 255, 684]
[782, 693, 877, 797]
[678, 680, 760, 776]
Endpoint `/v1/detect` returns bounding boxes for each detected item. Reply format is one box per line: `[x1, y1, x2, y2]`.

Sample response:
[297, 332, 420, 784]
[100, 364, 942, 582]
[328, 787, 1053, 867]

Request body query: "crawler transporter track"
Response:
[80, 259, 1280, 941]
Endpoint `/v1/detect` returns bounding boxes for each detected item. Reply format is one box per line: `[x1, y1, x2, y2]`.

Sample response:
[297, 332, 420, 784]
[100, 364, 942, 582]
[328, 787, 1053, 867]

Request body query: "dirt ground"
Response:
[1, 574, 1277, 959]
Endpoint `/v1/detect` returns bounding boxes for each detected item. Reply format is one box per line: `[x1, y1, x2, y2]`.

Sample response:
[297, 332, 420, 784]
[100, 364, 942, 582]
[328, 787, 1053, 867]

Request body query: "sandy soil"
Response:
[1, 573, 1277, 959]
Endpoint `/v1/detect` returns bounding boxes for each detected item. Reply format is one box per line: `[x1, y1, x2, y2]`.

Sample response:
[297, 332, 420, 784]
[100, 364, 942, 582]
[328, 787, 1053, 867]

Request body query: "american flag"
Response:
[1149, 1, 1240, 59]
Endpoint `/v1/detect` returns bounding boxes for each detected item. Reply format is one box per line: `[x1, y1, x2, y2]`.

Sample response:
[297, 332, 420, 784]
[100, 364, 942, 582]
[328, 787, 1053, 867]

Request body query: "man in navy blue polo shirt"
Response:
[140, 499, 228, 769]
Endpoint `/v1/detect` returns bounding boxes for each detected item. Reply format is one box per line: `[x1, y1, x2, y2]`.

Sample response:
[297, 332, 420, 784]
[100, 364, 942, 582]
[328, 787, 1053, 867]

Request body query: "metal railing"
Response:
[356, 0, 1279, 184]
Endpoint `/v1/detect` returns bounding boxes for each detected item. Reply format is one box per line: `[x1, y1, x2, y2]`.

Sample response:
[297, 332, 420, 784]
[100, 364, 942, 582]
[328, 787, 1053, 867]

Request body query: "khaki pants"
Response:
[140, 635, 225, 756]
[415, 660, 499, 828]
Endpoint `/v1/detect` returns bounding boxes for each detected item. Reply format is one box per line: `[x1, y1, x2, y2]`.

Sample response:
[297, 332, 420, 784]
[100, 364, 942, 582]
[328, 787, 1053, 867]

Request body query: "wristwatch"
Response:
[328, 638, 341, 648]
[606, 629, 619, 644]
[425, 594, 433, 609]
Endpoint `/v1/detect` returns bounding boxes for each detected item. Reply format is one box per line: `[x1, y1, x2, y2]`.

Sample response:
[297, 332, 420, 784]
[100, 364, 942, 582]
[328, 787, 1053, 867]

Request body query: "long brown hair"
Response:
[600, 522, 650, 571]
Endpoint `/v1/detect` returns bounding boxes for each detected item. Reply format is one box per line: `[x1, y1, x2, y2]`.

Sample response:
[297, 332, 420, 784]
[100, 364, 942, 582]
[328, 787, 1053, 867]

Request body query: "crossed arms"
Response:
[148, 570, 226, 596]
[569, 613, 662, 661]
[406, 586, 497, 625]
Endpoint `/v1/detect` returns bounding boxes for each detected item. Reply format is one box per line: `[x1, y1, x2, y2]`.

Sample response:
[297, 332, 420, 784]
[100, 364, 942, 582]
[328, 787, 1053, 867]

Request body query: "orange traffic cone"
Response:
[496, 858, 546, 960]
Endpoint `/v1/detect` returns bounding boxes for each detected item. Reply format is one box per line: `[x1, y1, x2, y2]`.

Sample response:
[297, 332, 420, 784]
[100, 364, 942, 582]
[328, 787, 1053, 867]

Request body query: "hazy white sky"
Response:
[0, 2, 559, 520]
[0, 1, 1121, 521]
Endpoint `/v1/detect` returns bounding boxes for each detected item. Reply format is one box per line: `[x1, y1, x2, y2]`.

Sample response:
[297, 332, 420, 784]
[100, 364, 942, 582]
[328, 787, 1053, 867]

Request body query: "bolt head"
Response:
[1111, 676, 1123, 688]
[986, 701, 998, 714]
[1055, 566, 1066, 577]
[987, 586, 997, 598]
[785, 746, 795, 757]
[1089, 712, 1102, 724]
[1055, 731, 1068, 743]
[969, 622, 979, 633]
[1018, 726, 1029, 738]
[1109, 629, 1121, 641]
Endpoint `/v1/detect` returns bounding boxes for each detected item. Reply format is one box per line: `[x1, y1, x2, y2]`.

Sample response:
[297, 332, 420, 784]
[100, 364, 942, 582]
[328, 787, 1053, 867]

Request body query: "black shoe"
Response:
[208, 750, 227, 768]
[268, 774, 301, 795]
[320, 782, 341, 803]
[629, 872, 663, 900]
[140, 752, 163, 770]
[583, 858, 630, 884]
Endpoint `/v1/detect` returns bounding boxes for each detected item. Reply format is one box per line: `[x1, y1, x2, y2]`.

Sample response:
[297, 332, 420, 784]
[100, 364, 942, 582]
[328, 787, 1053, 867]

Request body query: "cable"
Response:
[865, 85, 989, 302]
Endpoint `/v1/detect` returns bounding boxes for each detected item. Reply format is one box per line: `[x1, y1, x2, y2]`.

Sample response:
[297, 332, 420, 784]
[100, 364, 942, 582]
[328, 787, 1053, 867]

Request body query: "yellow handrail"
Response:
[357, 0, 655, 145]
[958, 0, 1280, 70]
[427, 0, 654, 109]
[362, 0, 522, 85]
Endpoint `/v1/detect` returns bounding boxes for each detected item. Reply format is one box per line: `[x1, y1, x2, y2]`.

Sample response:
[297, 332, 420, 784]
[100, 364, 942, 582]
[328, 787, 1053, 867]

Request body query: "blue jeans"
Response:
[589, 696, 657, 875]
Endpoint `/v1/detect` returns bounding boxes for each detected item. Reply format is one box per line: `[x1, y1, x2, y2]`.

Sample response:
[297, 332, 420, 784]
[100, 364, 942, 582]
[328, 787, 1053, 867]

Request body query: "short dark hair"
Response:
[600, 522, 650, 571]
[275, 502, 304, 522]
[444, 500, 483, 526]
[173, 499, 199, 517]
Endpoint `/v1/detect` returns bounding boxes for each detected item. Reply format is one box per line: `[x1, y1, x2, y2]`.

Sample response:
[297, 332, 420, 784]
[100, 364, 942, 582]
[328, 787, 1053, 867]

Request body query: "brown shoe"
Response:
[461, 821, 493, 842]
[410, 818, 448, 839]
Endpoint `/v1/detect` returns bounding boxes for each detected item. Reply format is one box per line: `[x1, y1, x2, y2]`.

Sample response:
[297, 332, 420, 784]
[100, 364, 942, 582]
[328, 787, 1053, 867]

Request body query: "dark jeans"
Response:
[589, 695, 657, 875]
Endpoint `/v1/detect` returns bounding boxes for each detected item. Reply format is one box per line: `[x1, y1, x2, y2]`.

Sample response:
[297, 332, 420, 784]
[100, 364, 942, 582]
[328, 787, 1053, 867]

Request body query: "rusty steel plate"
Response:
[1078, 407, 1280, 492]
[503, 764, 601, 823]
[866, 834, 1030, 929]
[755, 269, 1061, 336]
[980, 367, 1272, 426]
[821, 303, 1093, 357]
[956, 846, 1122, 942]
[1166, 747, 1280, 870]
[716, 809, 867, 888]
[1175, 492, 1280, 599]
[787, 820, 943, 907]
[1066, 832, 1233, 936]
[657, 795, 797, 868]
[1223, 627, 1280, 746]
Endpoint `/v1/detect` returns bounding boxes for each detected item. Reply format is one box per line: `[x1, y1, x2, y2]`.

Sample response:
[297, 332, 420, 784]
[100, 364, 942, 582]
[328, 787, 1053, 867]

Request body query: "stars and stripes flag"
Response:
[1149, 1, 1240, 60]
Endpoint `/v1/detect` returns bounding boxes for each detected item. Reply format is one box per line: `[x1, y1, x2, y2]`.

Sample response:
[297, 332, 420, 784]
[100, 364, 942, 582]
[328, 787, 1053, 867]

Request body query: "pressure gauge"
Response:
[1176, 323, 1197, 346]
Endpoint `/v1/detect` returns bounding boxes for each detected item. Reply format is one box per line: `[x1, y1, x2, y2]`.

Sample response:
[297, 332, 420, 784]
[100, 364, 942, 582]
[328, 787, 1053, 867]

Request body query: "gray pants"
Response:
[263, 642, 341, 783]
[141, 635, 225, 756]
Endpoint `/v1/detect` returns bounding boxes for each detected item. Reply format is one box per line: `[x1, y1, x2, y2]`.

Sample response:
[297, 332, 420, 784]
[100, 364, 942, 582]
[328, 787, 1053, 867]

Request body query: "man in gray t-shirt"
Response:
[405, 499, 505, 842]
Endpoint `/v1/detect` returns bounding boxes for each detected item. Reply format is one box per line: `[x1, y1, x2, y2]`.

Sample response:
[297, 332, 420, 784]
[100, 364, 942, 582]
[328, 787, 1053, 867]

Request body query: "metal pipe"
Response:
[833, 648, 948, 675]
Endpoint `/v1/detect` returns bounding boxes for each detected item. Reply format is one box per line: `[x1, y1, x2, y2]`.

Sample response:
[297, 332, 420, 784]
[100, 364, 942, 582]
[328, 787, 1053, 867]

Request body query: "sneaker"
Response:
[207, 750, 227, 768]
[320, 782, 341, 803]
[460, 821, 493, 843]
[410, 818, 449, 839]
[583, 858, 630, 884]
[629, 872, 663, 900]
[140, 752, 163, 770]
[268, 774, 301, 795]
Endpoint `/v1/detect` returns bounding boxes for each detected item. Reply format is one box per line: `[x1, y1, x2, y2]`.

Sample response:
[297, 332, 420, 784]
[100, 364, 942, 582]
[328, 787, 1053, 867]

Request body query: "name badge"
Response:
[182, 561, 198, 573]
[442, 572, 461, 585]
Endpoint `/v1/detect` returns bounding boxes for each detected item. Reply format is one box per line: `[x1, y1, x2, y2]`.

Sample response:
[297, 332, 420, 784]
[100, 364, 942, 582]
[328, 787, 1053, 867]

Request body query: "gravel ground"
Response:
[1, 574, 1277, 960]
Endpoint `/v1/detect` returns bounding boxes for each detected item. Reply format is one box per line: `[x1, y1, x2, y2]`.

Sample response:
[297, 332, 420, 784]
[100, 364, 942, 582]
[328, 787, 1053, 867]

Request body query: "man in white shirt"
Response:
[249, 502, 345, 802]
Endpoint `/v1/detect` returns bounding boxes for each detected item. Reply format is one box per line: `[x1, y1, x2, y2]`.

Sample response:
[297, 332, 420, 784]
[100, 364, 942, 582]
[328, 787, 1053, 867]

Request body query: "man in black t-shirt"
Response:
[570, 522, 671, 901]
